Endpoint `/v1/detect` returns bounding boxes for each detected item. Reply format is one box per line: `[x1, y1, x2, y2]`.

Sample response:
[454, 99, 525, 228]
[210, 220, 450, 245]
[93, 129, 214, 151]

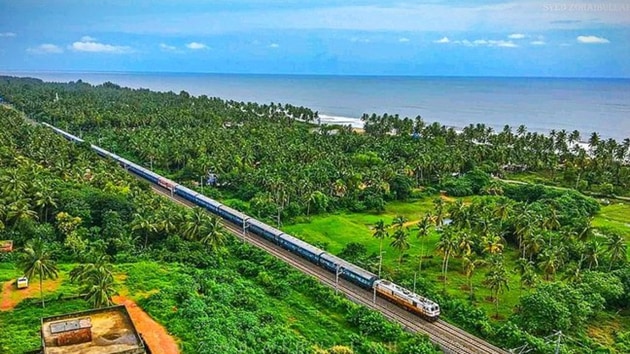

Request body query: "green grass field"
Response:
[284, 197, 523, 321]
[285, 193, 630, 331]
[592, 201, 630, 258]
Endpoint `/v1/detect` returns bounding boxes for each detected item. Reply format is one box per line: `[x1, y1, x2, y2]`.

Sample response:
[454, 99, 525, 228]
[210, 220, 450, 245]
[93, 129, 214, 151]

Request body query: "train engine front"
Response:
[373, 280, 440, 321]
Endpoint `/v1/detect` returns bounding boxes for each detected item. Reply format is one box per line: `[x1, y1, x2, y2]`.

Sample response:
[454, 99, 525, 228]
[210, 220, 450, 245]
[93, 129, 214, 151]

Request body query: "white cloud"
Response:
[269, 43, 280, 48]
[434, 36, 450, 44]
[398, 37, 410, 43]
[0, 32, 16, 37]
[186, 41, 207, 50]
[27, 43, 63, 54]
[576, 35, 610, 44]
[159, 43, 177, 51]
[350, 37, 370, 43]
[451, 38, 518, 48]
[491, 40, 518, 48]
[80, 35, 96, 42]
[530, 40, 546, 45]
[70, 40, 132, 53]
[508, 33, 526, 39]
[109, 1, 630, 36]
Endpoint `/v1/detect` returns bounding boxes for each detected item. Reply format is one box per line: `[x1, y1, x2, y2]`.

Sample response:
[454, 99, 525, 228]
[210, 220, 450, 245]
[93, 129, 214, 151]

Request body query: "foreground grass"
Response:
[117, 259, 400, 353]
[0, 265, 88, 353]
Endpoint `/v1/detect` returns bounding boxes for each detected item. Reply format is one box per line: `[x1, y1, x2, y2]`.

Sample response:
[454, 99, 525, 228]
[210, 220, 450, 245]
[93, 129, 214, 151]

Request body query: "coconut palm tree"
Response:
[481, 233, 504, 255]
[390, 228, 410, 264]
[372, 220, 389, 277]
[483, 261, 509, 318]
[435, 228, 457, 291]
[537, 247, 562, 280]
[83, 269, 116, 308]
[19, 239, 59, 308]
[514, 258, 536, 295]
[131, 212, 158, 248]
[462, 255, 484, 299]
[416, 214, 432, 274]
[392, 215, 407, 230]
[584, 239, 602, 270]
[605, 233, 627, 270]
[433, 198, 445, 227]
[200, 216, 228, 252]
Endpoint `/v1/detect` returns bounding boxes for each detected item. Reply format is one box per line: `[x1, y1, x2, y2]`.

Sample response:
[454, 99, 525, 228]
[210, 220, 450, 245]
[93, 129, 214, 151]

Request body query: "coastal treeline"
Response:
[0, 105, 438, 353]
[1, 76, 628, 226]
[1, 76, 629, 353]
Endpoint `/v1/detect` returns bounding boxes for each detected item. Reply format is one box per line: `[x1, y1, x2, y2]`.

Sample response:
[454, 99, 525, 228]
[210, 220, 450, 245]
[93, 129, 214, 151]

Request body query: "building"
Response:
[41, 305, 146, 354]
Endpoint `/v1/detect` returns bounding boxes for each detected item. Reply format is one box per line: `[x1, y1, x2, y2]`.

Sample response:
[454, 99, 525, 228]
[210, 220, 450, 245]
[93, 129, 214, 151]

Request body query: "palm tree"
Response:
[392, 215, 407, 230]
[200, 216, 228, 251]
[484, 261, 509, 318]
[416, 214, 432, 274]
[462, 255, 484, 299]
[19, 239, 59, 308]
[605, 233, 627, 270]
[457, 230, 475, 257]
[372, 220, 389, 277]
[583, 239, 602, 270]
[481, 233, 504, 255]
[70, 255, 113, 284]
[493, 197, 512, 230]
[435, 228, 457, 291]
[433, 198, 445, 227]
[390, 228, 410, 264]
[182, 207, 206, 241]
[81, 268, 115, 308]
[131, 212, 158, 248]
[514, 258, 536, 295]
[523, 232, 545, 260]
[537, 247, 562, 280]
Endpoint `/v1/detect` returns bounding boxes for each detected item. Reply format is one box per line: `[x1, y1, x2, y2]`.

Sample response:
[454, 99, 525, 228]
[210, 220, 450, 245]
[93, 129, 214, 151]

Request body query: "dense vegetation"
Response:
[0, 76, 629, 353]
[0, 105, 439, 353]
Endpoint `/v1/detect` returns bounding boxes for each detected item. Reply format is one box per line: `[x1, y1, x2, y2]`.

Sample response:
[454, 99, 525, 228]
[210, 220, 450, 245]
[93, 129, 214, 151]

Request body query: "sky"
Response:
[0, 0, 629, 77]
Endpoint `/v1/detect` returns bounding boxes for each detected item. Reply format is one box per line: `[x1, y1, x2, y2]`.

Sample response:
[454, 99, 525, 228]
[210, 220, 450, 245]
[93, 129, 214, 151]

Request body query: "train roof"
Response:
[218, 204, 250, 221]
[375, 280, 438, 307]
[320, 252, 378, 280]
[248, 218, 282, 236]
[278, 233, 326, 256]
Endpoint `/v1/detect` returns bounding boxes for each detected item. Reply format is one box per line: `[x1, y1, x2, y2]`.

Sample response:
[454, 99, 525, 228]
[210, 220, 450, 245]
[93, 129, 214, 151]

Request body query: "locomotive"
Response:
[42, 122, 440, 321]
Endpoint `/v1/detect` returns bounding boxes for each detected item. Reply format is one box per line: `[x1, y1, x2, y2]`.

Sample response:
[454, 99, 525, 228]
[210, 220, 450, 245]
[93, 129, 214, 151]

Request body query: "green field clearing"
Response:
[284, 197, 523, 321]
[592, 202, 630, 258]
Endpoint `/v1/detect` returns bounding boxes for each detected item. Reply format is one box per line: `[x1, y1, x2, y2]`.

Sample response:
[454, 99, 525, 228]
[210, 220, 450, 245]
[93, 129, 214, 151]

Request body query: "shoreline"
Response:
[2, 72, 628, 142]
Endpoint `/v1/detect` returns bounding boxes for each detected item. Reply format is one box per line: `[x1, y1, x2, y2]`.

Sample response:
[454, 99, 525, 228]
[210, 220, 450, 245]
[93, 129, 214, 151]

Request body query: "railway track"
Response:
[149, 184, 508, 354]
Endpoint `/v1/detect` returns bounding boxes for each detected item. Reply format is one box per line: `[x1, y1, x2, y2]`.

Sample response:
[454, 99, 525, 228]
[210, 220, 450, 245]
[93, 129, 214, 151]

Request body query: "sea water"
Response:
[3, 72, 629, 141]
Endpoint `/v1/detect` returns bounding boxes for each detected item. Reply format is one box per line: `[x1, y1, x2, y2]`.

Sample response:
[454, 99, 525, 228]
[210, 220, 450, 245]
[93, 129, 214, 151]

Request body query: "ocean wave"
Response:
[317, 114, 364, 128]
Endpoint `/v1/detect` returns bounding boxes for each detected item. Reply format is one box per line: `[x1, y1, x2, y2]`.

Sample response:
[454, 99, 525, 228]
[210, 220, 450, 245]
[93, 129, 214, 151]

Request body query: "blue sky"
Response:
[0, 0, 628, 77]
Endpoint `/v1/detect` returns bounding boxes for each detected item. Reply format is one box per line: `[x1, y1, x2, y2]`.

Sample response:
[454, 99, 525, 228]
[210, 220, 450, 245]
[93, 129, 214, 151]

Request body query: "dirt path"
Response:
[0, 278, 61, 311]
[112, 295, 180, 354]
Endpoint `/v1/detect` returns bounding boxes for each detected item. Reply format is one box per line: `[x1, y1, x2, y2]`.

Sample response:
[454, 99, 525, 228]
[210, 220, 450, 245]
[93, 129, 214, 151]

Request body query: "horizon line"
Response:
[1, 70, 629, 81]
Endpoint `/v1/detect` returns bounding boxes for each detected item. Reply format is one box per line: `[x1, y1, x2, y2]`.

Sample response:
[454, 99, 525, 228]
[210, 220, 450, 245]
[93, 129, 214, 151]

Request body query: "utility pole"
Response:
[335, 265, 343, 294]
[378, 251, 385, 279]
[554, 331, 562, 354]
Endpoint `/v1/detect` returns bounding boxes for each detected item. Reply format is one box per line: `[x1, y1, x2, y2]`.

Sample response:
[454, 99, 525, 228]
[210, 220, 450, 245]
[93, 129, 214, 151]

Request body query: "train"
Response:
[42, 122, 441, 321]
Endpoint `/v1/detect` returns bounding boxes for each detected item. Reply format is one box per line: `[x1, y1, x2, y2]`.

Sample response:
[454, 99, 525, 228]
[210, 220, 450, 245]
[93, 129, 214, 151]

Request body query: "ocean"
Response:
[3, 72, 630, 141]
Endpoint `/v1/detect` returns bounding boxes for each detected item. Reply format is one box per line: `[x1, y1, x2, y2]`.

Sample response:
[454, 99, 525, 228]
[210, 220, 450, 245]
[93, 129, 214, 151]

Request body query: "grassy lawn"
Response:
[284, 196, 523, 321]
[592, 201, 630, 258]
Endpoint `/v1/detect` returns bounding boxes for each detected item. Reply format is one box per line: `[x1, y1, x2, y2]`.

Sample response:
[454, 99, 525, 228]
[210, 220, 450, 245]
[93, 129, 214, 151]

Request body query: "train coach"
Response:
[43, 122, 440, 321]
